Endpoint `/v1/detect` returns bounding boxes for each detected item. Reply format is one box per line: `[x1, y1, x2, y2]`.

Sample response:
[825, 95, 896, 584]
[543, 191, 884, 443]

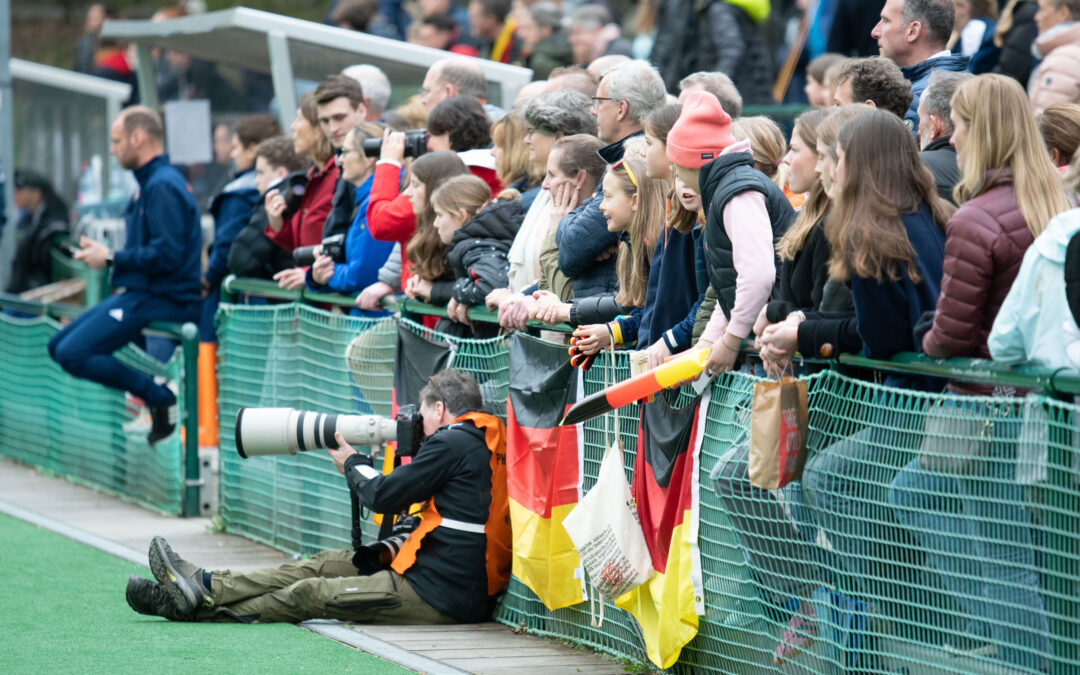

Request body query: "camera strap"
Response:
[350, 490, 360, 531]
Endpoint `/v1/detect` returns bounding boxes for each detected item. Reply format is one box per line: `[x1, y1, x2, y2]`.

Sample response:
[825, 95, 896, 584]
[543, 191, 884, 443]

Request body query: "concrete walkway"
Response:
[0, 457, 629, 675]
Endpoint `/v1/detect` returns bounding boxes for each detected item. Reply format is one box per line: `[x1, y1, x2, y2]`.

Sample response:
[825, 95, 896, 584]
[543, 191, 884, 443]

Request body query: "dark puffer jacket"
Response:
[650, 0, 772, 103]
[993, 0, 1039, 85]
[448, 199, 524, 306]
[922, 169, 1033, 392]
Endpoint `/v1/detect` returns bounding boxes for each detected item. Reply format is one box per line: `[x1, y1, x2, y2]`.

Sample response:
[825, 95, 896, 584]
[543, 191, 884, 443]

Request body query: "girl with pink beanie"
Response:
[665, 91, 795, 375]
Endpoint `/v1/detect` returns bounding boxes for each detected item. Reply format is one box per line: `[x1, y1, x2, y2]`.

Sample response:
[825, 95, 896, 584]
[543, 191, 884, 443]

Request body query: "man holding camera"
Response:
[127, 370, 512, 625]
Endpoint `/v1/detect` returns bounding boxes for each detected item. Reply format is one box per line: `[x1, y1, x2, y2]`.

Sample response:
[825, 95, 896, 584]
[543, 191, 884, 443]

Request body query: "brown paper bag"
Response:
[748, 376, 809, 489]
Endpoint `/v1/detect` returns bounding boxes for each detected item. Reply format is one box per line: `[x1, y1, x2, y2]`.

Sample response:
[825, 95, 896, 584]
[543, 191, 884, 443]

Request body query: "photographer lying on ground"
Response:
[126, 370, 511, 625]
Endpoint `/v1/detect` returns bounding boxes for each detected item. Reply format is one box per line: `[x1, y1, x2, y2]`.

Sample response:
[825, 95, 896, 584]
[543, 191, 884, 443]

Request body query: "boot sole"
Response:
[149, 537, 201, 616]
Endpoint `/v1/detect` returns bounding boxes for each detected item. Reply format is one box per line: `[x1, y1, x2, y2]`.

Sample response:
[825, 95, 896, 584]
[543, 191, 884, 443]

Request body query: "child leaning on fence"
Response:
[530, 152, 666, 354]
[429, 174, 524, 334]
[667, 90, 795, 378]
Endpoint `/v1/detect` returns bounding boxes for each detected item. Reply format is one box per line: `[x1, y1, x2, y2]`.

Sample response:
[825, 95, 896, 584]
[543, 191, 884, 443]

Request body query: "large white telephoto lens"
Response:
[235, 408, 398, 458]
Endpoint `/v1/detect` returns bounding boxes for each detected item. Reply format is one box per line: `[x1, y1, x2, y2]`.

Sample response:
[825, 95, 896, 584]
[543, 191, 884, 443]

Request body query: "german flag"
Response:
[506, 334, 586, 610]
[616, 388, 710, 669]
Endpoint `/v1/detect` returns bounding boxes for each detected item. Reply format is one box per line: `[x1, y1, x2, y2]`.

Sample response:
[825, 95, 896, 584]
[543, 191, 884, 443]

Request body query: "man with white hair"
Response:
[342, 64, 391, 122]
[554, 59, 665, 299]
[420, 56, 506, 120]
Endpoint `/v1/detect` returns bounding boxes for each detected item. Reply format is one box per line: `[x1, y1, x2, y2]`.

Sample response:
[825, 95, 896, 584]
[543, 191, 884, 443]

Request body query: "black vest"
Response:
[699, 152, 796, 321]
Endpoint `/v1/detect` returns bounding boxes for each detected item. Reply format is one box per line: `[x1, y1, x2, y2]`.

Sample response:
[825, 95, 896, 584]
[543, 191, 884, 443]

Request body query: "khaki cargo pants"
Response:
[197, 549, 456, 625]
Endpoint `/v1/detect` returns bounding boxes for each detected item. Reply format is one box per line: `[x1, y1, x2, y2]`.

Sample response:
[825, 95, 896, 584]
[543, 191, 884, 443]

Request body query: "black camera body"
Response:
[293, 233, 345, 267]
[278, 170, 308, 220]
[362, 129, 428, 159]
[394, 404, 423, 457]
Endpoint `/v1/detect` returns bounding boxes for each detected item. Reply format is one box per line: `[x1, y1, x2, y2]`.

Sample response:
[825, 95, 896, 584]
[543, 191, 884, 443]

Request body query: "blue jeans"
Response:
[48, 291, 198, 406]
[801, 425, 925, 623]
[711, 442, 834, 603]
[889, 416, 1050, 670]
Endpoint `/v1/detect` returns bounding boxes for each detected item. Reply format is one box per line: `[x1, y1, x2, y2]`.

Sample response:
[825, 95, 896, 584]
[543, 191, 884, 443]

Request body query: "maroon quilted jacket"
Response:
[922, 170, 1034, 393]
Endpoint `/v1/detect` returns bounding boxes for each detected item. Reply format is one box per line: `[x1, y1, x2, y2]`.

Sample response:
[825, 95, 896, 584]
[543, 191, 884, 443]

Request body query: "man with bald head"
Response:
[49, 106, 202, 446]
[420, 56, 506, 120]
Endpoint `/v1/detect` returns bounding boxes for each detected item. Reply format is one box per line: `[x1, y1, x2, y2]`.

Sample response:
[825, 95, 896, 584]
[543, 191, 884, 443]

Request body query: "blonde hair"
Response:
[952, 75, 1071, 238]
[607, 155, 666, 307]
[777, 109, 831, 261]
[491, 114, 542, 189]
[394, 95, 429, 129]
[732, 116, 789, 191]
[431, 174, 493, 224]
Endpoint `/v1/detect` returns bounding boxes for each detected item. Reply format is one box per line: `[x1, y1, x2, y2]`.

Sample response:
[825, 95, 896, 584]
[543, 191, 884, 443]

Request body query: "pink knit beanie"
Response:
[666, 91, 734, 169]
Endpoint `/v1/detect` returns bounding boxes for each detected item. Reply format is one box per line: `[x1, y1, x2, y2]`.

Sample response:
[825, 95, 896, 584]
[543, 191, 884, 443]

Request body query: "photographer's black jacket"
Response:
[344, 412, 510, 623]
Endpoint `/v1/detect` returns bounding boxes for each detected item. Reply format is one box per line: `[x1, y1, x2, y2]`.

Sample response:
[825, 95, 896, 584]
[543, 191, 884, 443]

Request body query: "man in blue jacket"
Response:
[49, 106, 202, 445]
[555, 60, 666, 300]
[871, 0, 968, 130]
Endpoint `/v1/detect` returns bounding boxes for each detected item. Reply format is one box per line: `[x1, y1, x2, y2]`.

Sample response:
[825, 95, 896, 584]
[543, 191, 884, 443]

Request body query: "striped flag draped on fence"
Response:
[616, 390, 710, 668]
[505, 334, 586, 610]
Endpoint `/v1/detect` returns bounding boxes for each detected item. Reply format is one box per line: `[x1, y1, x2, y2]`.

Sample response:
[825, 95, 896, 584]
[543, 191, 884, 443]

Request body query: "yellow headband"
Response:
[612, 158, 638, 188]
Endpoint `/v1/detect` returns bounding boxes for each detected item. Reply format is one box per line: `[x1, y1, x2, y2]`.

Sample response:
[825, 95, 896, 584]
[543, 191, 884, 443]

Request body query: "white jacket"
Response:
[989, 208, 1080, 369]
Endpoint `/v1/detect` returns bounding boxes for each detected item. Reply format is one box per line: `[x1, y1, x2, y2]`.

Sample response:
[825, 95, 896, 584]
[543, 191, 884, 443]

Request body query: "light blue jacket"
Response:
[988, 208, 1080, 369]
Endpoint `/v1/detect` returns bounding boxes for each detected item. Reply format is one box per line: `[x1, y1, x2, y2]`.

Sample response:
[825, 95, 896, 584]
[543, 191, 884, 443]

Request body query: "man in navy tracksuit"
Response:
[49, 106, 202, 445]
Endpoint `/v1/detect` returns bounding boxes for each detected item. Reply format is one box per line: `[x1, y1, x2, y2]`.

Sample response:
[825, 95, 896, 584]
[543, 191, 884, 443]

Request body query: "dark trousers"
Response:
[48, 291, 198, 406]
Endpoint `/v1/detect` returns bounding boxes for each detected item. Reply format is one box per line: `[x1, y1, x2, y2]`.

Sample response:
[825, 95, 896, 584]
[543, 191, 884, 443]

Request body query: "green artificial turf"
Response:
[0, 513, 412, 674]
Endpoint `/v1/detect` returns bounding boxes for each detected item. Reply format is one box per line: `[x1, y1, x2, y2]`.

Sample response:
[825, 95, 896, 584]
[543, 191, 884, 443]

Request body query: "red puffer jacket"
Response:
[922, 169, 1034, 393]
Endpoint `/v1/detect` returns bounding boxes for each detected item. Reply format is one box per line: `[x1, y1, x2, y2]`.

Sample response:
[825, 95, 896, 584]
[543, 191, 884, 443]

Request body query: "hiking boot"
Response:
[149, 536, 211, 615]
[147, 404, 177, 446]
[125, 575, 190, 621]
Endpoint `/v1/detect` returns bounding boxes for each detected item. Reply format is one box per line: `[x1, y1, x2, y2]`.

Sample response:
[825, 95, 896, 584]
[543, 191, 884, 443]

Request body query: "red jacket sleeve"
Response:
[367, 162, 416, 244]
[293, 162, 337, 248]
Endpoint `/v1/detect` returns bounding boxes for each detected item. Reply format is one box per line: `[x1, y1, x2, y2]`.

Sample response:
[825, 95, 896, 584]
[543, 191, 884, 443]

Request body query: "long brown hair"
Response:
[777, 108, 830, 261]
[826, 110, 955, 283]
[298, 93, 333, 165]
[952, 75, 1071, 238]
[405, 152, 469, 280]
[607, 155, 666, 307]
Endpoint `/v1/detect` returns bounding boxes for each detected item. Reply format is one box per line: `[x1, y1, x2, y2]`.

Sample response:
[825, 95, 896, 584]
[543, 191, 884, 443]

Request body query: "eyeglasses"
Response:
[591, 96, 614, 108]
[610, 158, 638, 188]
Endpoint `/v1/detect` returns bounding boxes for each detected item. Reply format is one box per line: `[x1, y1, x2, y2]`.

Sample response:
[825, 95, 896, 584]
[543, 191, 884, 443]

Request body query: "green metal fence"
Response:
[0, 311, 189, 515]
[3, 268, 1078, 674]
[213, 292, 1079, 674]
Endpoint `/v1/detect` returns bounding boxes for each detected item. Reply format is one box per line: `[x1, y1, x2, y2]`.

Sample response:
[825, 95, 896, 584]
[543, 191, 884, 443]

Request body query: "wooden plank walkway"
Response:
[0, 458, 629, 675]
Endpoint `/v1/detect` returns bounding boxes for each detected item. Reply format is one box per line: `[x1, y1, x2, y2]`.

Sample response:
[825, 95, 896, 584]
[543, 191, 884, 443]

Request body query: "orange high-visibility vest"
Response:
[391, 412, 511, 596]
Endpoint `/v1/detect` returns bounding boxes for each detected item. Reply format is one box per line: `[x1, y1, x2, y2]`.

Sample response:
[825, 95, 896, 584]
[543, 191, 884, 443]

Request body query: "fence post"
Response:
[181, 321, 201, 517]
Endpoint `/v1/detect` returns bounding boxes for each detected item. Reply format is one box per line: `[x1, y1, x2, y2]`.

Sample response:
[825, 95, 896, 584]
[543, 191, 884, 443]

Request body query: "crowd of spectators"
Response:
[10, 0, 1080, 661]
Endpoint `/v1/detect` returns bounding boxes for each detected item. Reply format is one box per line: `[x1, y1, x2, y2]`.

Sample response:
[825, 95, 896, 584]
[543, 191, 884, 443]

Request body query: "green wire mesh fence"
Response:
[0, 312, 185, 514]
[213, 301, 1080, 674]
